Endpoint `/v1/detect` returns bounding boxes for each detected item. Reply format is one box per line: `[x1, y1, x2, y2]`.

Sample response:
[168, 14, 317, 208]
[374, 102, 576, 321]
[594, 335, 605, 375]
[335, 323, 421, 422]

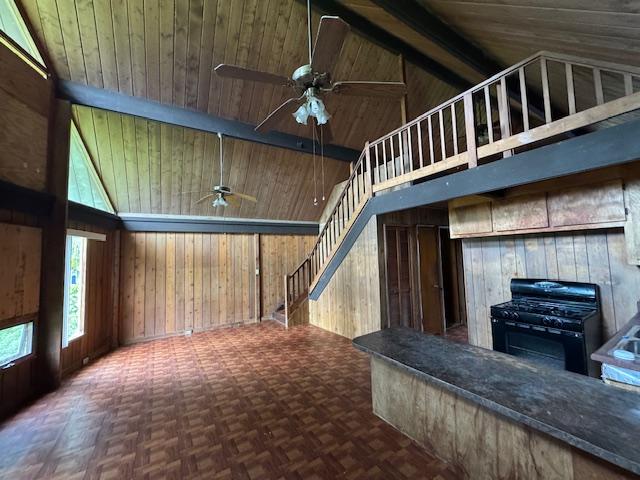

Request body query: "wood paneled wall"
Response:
[61, 223, 118, 376]
[309, 216, 383, 339]
[119, 232, 313, 344]
[0, 40, 50, 191]
[259, 235, 315, 318]
[462, 230, 640, 349]
[0, 221, 42, 417]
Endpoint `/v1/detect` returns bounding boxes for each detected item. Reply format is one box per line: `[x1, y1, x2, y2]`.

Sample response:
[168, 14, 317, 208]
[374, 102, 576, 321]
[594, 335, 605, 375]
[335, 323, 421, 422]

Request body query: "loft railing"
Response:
[286, 51, 640, 303]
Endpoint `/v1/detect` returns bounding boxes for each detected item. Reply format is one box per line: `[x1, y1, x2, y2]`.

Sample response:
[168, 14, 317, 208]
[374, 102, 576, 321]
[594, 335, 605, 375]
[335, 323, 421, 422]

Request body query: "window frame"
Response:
[0, 316, 36, 369]
[62, 234, 88, 346]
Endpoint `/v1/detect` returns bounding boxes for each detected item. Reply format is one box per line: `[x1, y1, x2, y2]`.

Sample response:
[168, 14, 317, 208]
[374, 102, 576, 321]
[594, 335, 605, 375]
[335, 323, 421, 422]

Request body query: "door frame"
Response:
[416, 224, 446, 334]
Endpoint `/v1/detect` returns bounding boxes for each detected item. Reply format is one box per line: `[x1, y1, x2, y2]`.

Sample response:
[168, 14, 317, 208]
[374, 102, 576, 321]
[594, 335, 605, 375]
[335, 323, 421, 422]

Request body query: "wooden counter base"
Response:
[371, 356, 636, 480]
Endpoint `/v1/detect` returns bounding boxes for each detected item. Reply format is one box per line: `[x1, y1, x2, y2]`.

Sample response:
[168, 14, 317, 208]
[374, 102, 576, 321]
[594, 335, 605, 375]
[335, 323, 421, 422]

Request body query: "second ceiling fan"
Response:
[213, 0, 407, 137]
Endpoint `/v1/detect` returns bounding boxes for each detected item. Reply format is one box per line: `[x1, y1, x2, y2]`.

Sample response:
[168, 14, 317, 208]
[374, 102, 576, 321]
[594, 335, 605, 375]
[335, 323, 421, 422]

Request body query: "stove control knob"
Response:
[542, 316, 552, 326]
[553, 319, 562, 328]
[512, 312, 519, 320]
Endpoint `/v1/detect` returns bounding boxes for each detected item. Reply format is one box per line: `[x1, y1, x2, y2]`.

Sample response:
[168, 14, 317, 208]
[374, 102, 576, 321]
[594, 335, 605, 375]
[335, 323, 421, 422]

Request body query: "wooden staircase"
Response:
[286, 50, 640, 309]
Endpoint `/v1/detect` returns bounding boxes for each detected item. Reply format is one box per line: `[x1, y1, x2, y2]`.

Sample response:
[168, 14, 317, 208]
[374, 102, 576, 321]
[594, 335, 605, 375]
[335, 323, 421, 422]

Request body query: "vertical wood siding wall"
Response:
[0, 220, 42, 417]
[309, 216, 383, 339]
[61, 224, 118, 376]
[462, 229, 640, 349]
[119, 232, 314, 344]
[259, 235, 315, 318]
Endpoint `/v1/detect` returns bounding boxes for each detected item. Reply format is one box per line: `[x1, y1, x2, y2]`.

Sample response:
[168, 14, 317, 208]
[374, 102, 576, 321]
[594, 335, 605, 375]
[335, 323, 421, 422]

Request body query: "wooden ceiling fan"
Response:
[213, 0, 407, 137]
[193, 133, 257, 209]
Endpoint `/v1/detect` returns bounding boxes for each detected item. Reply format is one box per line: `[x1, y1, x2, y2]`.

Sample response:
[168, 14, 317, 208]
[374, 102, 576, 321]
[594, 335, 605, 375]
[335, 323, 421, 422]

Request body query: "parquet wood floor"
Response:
[0, 322, 457, 480]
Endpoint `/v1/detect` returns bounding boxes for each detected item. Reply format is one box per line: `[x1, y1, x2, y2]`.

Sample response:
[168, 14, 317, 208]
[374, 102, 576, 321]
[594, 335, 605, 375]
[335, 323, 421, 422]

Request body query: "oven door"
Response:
[491, 318, 588, 375]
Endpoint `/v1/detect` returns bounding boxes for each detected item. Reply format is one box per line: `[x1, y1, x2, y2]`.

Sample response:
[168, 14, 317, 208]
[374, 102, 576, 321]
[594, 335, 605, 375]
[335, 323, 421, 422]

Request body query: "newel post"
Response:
[463, 93, 478, 168]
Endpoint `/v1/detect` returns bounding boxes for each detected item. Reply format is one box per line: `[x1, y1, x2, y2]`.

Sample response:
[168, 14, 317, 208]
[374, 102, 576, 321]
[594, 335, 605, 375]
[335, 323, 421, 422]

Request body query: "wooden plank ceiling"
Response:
[72, 105, 349, 220]
[416, 0, 640, 70]
[17, 0, 443, 150]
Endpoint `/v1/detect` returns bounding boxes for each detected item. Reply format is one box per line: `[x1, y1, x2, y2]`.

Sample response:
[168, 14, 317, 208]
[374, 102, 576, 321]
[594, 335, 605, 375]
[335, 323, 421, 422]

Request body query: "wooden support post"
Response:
[37, 99, 71, 393]
[399, 54, 408, 125]
[254, 233, 261, 321]
[283, 274, 289, 327]
[463, 93, 478, 168]
[365, 141, 373, 195]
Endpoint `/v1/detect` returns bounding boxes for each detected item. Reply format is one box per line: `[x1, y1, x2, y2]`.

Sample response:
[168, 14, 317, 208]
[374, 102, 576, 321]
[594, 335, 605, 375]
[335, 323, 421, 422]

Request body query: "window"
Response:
[0, 322, 33, 367]
[0, 0, 46, 70]
[67, 123, 115, 214]
[63, 235, 88, 346]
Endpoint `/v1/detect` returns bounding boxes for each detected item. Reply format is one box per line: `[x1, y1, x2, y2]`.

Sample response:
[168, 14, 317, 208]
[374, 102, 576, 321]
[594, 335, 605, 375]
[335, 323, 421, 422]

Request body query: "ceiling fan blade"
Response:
[195, 193, 215, 205]
[225, 195, 241, 206]
[331, 81, 407, 98]
[255, 96, 305, 133]
[214, 64, 291, 86]
[230, 192, 257, 203]
[311, 16, 349, 75]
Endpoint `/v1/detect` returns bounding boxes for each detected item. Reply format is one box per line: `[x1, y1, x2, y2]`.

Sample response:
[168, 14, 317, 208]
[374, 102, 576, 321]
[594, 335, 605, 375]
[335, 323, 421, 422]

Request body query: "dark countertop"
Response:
[353, 327, 640, 476]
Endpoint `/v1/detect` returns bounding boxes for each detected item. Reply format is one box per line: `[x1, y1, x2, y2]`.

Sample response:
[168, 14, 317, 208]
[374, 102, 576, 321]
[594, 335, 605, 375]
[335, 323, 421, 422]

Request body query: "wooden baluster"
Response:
[451, 104, 458, 155]
[398, 132, 405, 175]
[566, 63, 576, 115]
[463, 92, 478, 168]
[483, 86, 494, 143]
[407, 126, 413, 171]
[624, 73, 634, 96]
[390, 136, 396, 178]
[540, 57, 552, 123]
[417, 120, 424, 169]
[439, 109, 446, 161]
[374, 143, 380, 184]
[497, 77, 513, 158]
[427, 115, 435, 164]
[365, 141, 372, 195]
[382, 138, 388, 181]
[593, 68, 604, 105]
[518, 67, 529, 132]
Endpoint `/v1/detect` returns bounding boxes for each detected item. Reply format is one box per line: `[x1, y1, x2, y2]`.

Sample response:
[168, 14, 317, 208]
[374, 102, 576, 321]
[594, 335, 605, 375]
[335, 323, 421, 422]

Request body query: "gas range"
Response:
[491, 298, 598, 332]
[490, 279, 602, 376]
[490, 279, 599, 332]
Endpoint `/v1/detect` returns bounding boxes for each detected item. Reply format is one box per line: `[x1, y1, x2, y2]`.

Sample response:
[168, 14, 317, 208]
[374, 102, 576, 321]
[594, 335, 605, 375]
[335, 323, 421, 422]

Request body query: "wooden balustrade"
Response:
[290, 51, 640, 296]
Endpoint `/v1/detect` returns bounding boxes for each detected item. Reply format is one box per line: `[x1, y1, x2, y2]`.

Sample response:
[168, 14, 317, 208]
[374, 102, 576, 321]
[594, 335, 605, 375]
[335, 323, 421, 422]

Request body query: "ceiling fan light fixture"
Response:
[293, 104, 310, 125]
[212, 194, 228, 208]
[309, 97, 330, 125]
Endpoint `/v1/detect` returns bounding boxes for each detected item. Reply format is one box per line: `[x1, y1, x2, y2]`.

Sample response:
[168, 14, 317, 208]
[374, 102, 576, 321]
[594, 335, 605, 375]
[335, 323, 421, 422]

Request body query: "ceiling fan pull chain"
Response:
[320, 124, 325, 201]
[312, 120, 318, 206]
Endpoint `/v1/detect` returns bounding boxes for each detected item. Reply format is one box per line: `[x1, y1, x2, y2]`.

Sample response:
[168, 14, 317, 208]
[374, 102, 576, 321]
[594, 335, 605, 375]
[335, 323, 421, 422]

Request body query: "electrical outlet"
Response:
[185, 329, 193, 336]
[82, 357, 90, 366]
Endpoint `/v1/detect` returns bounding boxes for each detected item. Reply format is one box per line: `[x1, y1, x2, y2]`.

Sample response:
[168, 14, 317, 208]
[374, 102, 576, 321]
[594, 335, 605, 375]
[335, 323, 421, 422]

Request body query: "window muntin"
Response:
[63, 235, 88, 345]
[0, 322, 33, 367]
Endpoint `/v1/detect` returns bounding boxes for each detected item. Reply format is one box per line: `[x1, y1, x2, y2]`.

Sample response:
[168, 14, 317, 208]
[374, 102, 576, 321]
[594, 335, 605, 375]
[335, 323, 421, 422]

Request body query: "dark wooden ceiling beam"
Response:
[296, 0, 472, 91]
[369, 0, 502, 78]
[57, 80, 360, 163]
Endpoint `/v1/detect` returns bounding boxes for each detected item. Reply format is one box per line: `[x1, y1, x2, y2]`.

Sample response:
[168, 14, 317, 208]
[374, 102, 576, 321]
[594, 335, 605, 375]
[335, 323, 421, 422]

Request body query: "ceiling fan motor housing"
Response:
[214, 185, 231, 194]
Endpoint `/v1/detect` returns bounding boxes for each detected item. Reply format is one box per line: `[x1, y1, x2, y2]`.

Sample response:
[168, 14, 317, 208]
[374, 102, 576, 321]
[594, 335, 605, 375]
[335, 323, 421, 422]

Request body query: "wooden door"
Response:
[385, 226, 415, 329]
[417, 226, 445, 335]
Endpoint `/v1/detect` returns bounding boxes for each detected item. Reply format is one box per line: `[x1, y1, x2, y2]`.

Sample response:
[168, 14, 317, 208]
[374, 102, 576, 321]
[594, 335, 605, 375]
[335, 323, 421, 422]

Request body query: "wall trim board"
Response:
[57, 80, 360, 163]
[0, 179, 53, 216]
[119, 320, 259, 346]
[309, 118, 640, 299]
[120, 214, 320, 235]
[68, 202, 120, 230]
